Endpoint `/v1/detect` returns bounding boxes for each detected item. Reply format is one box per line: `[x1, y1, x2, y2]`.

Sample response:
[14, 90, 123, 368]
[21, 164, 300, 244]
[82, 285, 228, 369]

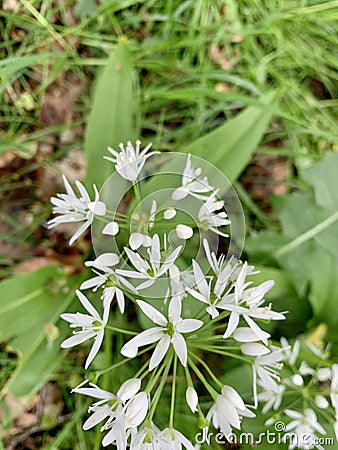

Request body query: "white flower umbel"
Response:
[104, 140, 159, 182]
[198, 190, 230, 238]
[206, 385, 255, 437]
[161, 427, 195, 450]
[47, 175, 106, 245]
[121, 296, 203, 370]
[172, 154, 214, 200]
[81, 253, 138, 314]
[283, 408, 326, 450]
[187, 259, 233, 319]
[117, 234, 182, 290]
[60, 290, 109, 368]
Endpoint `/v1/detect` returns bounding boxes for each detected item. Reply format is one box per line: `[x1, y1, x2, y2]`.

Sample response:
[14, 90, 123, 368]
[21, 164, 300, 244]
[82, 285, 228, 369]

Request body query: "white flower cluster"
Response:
[48, 141, 337, 449]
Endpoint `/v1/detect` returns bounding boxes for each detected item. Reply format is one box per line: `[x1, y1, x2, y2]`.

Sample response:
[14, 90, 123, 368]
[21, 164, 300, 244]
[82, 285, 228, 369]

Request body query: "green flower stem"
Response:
[105, 325, 138, 335]
[199, 310, 231, 331]
[146, 362, 166, 393]
[184, 366, 194, 388]
[188, 358, 218, 399]
[169, 354, 178, 428]
[133, 181, 141, 204]
[96, 346, 151, 378]
[190, 352, 223, 389]
[194, 344, 251, 364]
[148, 353, 173, 421]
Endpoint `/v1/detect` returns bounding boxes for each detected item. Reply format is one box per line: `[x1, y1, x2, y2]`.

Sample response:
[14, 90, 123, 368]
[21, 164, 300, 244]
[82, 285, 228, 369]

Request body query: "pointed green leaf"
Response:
[84, 39, 138, 188]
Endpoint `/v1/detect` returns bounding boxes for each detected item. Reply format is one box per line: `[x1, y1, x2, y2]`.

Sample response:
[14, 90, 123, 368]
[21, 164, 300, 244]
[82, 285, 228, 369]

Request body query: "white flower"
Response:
[187, 259, 233, 319]
[284, 408, 326, 450]
[280, 337, 300, 365]
[186, 386, 198, 413]
[206, 385, 255, 437]
[219, 264, 284, 343]
[121, 296, 203, 370]
[316, 367, 331, 382]
[117, 234, 182, 290]
[104, 140, 159, 182]
[72, 378, 148, 449]
[48, 175, 106, 245]
[315, 395, 329, 409]
[164, 207, 177, 219]
[60, 290, 109, 368]
[197, 190, 230, 237]
[161, 427, 195, 450]
[81, 253, 138, 314]
[102, 391, 149, 447]
[130, 422, 164, 449]
[172, 154, 213, 200]
[257, 383, 285, 413]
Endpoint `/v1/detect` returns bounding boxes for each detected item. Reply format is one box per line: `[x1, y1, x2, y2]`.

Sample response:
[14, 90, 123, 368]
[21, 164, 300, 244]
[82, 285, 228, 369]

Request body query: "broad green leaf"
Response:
[181, 91, 278, 184]
[0, 265, 81, 397]
[84, 39, 138, 189]
[142, 91, 278, 200]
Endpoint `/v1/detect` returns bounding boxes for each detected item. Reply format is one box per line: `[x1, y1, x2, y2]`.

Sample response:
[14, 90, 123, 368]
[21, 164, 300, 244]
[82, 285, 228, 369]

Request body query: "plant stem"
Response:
[169, 354, 177, 428]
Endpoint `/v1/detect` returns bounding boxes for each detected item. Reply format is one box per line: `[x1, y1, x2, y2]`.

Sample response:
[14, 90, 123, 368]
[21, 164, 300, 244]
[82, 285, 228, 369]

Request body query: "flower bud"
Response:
[186, 386, 198, 413]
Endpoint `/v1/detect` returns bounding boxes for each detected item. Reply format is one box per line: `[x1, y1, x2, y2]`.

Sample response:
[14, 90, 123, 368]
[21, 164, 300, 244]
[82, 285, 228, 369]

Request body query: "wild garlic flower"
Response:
[121, 296, 203, 370]
[48, 175, 106, 245]
[73, 378, 148, 448]
[220, 263, 285, 343]
[257, 383, 285, 414]
[161, 427, 195, 450]
[81, 253, 137, 314]
[187, 259, 233, 319]
[172, 154, 214, 200]
[117, 234, 182, 290]
[283, 408, 326, 450]
[198, 190, 230, 238]
[60, 290, 109, 368]
[129, 422, 163, 449]
[104, 140, 159, 182]
[206, 385, 255, 437]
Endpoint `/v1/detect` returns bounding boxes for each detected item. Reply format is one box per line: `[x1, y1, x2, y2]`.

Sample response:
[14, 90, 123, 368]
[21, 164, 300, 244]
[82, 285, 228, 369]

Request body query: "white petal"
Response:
[117, 378, 141, 401]
[69, 220, 91, 245]
[88, 200, 106, 216]
[94, 253, 119, 267]
[223, 311, 239, 338]
[137, 300, 167, 326]
[83, 405, 111, 430]
[76, 290, 100, 319]
[176, 319, 203, 333]
[222, 385, 245, 411]
[61, 330, 96, 348]
[233, 327, 270, 343]
[172, 332, 188, 366]
[241, 343, 270, 356]
[121, 327, 164, 357]
[164, 208, 176, 219]
[176, 224, 193, 239]
[186, 387, 198, 413]
[129, 232, 145, 250]
[168, 296, 181, 325]
[149, 335, 171, 371]
[102, 221, 119, 236]
[125, 392, 149, 427]
[85, 330, 104, 368]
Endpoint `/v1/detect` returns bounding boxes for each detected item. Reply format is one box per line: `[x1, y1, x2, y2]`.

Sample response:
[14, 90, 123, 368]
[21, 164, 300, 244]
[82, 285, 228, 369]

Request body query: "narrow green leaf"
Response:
[84, 38, 138, 188]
